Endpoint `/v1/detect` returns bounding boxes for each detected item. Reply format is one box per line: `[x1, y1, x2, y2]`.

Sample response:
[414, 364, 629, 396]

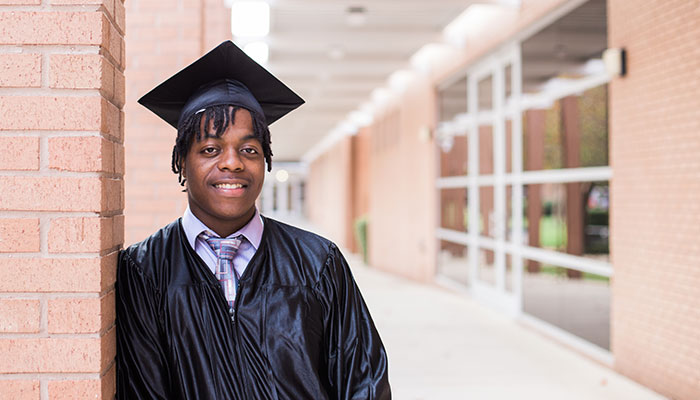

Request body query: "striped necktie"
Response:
[199, 231, 243, 309]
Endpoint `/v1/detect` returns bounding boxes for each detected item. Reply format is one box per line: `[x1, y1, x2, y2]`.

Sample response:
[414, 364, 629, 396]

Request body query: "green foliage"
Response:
[353, 215, 369, 264]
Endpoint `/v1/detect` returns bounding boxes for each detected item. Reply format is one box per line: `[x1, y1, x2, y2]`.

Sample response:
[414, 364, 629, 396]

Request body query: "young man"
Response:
[116, 41, 391, 399]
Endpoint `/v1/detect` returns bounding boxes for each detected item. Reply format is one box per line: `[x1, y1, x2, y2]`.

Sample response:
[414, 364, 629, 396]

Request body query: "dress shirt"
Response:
[181, 206, 264, 278]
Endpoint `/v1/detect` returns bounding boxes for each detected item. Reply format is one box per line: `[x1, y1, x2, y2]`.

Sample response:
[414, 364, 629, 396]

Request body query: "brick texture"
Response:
[0, 218, 40, 252]
[0, 53, 41, 87]
[0, 380, 40, 400]
[48, 291, 115, 333]
[0, 136, 40, 171]
[609, 1, 700, 399]
[307, 75, 438, 282]
[0, 0, 124, 394]
[0, 299, 41, 333]
[0, 328, 115, 373]
[123, 0, 229, 245]
[0, 253, 117, 293]
[48, 136, 120, 173]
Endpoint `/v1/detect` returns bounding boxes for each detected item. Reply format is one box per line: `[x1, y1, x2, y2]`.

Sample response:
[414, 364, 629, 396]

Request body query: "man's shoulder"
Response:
[262, 217, 338, 260]
[121, 219, 182, 268]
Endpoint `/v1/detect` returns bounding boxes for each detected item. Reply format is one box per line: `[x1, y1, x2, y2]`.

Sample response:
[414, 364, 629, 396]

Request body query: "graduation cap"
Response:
[138, 40, 304, 129]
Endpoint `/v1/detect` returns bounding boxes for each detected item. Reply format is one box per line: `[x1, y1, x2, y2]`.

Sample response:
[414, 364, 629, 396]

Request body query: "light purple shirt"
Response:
[181, 206, 264, 278]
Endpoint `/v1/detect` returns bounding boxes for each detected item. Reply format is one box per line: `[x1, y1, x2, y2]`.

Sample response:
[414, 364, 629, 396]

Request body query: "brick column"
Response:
[0, 1, 124, 399]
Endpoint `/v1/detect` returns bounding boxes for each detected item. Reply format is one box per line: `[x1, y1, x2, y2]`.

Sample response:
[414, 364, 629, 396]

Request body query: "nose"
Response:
[218, 147, 244, 172]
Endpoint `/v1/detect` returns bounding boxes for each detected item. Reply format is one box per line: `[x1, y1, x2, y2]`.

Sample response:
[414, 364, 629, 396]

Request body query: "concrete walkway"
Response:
[347, 255, 665, 400]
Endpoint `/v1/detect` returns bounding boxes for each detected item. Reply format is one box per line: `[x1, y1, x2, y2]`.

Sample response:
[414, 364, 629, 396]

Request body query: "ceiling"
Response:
[247, 0, 502, 162]
[248, 0, 607, 162]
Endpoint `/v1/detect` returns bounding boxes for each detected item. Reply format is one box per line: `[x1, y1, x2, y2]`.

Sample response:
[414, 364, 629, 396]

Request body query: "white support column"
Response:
[262, 181, 274, 214]
[467, 73, 479, 285]
[291, 178, 303, 217]
[493, 58, 506, 292]
[278, 180, 290, 215]
[510, 44, 525, 312]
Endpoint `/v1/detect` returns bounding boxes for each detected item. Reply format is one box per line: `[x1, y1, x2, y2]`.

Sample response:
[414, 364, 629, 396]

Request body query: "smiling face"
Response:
[183, 108, 265, 237]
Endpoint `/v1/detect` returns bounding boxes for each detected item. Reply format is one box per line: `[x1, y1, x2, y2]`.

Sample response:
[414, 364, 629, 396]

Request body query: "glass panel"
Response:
[478, 125, 493, 175]
[523, 262, 610, 350]
[440, 135, 468, 177]
[579, 85, 609, 168]
[438, 241, 469, 285]
[523, 182, 610, 261]
[478, 248, 495, 285]
[477, 75, 493, 111]
[438, 76, 468, 122]
[440, 188, 468, 232]
[478, 186, 494, 238]
[522, 84, 609, 171]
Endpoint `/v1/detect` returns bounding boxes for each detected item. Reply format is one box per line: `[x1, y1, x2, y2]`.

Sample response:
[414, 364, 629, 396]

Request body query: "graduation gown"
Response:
[116, 216, 391, 399]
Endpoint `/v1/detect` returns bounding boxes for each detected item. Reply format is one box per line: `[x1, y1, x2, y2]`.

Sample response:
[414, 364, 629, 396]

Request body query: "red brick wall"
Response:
[0, 0, 125, 397]
[124, 0, 230, 245]
[307, 136, 353, 247]
[609, 1, 700, 398]
[367, 77, 438, 281]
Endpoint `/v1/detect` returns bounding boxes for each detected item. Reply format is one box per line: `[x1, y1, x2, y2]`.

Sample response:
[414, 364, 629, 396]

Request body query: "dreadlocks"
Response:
[171, 104, 273, 186]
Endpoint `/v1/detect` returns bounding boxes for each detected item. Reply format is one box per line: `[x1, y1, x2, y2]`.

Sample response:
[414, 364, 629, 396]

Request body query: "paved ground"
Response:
[269, 214, 664, 399]
[347, 255, 665, 400]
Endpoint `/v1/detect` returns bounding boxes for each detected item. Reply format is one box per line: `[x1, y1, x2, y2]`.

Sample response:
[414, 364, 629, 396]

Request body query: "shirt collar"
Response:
[182, 206, 264, 250]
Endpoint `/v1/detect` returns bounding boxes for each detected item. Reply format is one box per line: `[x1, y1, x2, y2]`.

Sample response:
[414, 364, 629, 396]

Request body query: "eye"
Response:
[201, 146, 218, 155]
[241, 147, 259, 154]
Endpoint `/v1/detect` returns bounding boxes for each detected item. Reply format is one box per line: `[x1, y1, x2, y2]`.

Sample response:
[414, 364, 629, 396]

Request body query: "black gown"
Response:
[116, 216, 391, 399]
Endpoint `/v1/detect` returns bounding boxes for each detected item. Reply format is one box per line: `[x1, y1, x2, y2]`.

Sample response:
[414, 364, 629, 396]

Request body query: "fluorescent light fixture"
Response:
[443, 4, 504, 47]
[347, 110, 373, 127]
[231, 1, 270, 37]
[244, 41, 269, 64]
[388, 69, 416, 93]
[337, 120, 358, 135]
[370, 87, 392, 107]
[410, 43, 454, 73]
[275, 169, 289, 183]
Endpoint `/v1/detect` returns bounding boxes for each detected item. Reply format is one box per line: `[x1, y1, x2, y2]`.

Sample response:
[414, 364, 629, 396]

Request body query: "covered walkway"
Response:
[345, 254, 665, 399]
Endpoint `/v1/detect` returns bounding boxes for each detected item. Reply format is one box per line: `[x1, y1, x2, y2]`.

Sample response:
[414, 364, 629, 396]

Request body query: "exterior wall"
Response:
[0, 0, 125, 398]
[365, 76, 437, 281]
[124, 0, 230, 245]
[306, 136, 353, 247]
[349, 127, 372, 253]
[608, 1, 700, 398]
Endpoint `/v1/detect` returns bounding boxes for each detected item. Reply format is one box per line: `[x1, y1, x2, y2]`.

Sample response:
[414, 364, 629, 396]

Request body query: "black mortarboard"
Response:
[138, 40, 304, 128]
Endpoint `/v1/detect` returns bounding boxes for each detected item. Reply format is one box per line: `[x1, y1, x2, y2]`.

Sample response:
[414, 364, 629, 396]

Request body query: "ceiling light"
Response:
[275, 169, 289, 183]
[244, 41, 269, 64]
[410, 43, 454, 73]
[348, 110, 373, 127]
[346, 6, 367, 27]
[231, 1, 270, 37]
[370, 87, 391, 107]
[388, 70, 416, 93]
[443, 4, 504, 47]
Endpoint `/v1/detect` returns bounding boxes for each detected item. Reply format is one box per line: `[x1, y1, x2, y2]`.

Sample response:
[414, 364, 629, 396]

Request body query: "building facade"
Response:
[307, 0, 700, 399]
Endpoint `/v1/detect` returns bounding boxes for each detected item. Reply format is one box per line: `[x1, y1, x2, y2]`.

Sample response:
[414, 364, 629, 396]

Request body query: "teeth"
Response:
[215, 183, 243, 189]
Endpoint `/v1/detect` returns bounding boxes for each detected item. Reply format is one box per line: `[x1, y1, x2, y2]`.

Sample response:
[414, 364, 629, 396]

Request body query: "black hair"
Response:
[171, 104, 273, 186]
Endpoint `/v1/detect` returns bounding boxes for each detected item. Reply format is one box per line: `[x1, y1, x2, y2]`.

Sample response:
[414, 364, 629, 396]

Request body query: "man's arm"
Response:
[318, 244, 391, 400]
[115, 251, 171, 399]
